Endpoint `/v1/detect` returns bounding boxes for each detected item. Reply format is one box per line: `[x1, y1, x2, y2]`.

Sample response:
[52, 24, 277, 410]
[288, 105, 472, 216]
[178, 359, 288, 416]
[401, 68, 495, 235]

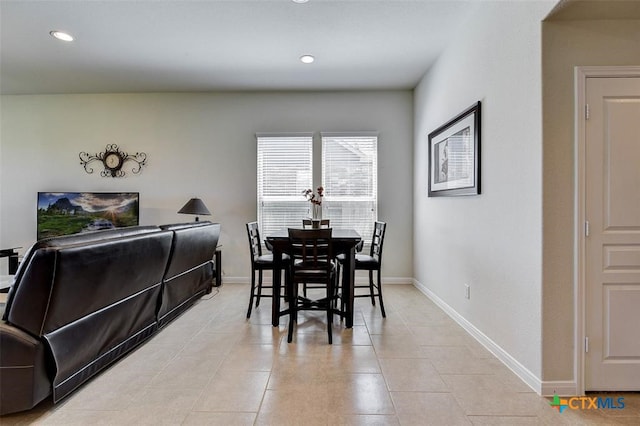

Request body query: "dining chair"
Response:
[302, 218, 330, 228]
[245, 221, 288, 319]
[301, 219, 330, 296]
[286, 227, 337, 344]
[337, 221, 387, 317]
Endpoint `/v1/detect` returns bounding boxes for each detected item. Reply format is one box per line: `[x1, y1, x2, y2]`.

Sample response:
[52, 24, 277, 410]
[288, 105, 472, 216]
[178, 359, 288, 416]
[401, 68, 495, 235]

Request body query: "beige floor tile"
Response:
[192, 370, 270, 412]
[236, 323, 286, 345]
[58, 369, 156, 412]
[147, 355, 223, 389]
[391, 391, 471, 425]
[363, 316, 412, 336]
[326, 345, 382, 374]
[129, 386, 203, 412]
[115, 342, 181, 374]
[485, 359, 538, 393]
[259, 386, 330, 417]
[105, 407, 191, 425]
[182, 411, 257, 425]
[462, 335, 495, 359]
[443, 374, 540, 416]
[254, 410, 330, 426]
[268, 354, 344, 389]
[219, 343, 278, 371]
[3, 284, 634, 426]
[408, 324, 470, 346]
[327, 414, 401, 425]
[469, 415, 540, 425]
[420, 345, 496, 375]
[34, 409, 130, 425]
[379, 358, 449, 392]
[327, 373, 395, 415]
[370, 333, 426, 358]
[179, 331, 241, 358]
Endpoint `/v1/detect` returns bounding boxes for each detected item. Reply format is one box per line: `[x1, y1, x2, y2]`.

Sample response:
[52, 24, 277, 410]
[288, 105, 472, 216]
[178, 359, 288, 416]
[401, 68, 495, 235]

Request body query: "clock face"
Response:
[104, 153, 122, 170]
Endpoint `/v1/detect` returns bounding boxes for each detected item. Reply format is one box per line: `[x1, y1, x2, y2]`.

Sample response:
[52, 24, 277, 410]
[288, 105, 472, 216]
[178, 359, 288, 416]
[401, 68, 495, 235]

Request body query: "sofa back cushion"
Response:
[157, 222, 220, 324]
[2, 225, 161, 322]
[4, 226, 164, 334]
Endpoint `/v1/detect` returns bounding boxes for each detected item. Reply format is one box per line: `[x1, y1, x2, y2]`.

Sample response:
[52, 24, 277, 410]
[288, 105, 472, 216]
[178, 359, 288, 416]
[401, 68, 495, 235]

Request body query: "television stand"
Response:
[0, 247, 20, 276]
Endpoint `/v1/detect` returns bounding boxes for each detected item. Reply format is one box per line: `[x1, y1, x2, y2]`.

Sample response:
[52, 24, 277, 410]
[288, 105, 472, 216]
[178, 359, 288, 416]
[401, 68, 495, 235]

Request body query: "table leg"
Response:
[272, 248, 282, 327]
[8, 254, 19, 275]
[213, 249, 222, 287]
[344, 245, 356, 328]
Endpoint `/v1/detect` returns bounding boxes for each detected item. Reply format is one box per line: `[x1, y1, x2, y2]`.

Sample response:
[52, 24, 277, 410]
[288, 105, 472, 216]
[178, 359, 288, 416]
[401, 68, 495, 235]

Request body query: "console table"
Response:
[0, 247, 20, 275]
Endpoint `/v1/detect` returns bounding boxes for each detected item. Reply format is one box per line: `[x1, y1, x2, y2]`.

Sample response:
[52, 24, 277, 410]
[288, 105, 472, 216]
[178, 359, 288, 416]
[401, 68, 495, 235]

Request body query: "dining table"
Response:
[265, 228, 362, 328]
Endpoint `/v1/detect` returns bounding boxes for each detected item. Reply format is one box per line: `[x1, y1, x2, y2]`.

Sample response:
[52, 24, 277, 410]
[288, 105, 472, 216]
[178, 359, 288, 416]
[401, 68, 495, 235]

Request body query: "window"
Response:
[257, 132, 378, 242]
[257, 133, 312, 237]
[322, 133, 378, 242]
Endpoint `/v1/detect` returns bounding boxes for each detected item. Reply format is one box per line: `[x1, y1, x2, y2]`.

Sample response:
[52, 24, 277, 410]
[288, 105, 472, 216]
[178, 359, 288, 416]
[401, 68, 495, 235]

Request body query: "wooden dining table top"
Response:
[265, 228, 361, 242]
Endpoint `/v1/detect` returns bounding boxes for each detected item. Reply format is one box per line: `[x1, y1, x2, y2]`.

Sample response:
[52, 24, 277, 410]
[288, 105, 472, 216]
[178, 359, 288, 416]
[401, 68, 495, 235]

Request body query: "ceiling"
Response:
[546, 0, 640, 21]
[0, 0, 489, 95]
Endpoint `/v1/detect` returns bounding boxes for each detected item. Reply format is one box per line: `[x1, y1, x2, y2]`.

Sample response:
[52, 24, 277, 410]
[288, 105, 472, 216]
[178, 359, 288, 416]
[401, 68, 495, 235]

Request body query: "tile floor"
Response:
[1, 284, 638, 425]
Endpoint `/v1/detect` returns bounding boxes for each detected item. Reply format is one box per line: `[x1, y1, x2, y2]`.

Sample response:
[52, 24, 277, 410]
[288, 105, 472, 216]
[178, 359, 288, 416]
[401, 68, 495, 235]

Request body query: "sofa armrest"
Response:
[0, 322, 51, 415]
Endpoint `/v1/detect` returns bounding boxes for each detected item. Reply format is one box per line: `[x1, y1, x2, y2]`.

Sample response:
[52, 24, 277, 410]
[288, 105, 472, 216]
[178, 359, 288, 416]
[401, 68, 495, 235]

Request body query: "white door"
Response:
[585, 76, 640, 390]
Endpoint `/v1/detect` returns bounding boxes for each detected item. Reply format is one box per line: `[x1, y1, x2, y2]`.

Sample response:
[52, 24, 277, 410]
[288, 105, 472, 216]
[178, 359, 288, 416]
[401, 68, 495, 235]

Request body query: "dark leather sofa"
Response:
[0, 221, 220, 415]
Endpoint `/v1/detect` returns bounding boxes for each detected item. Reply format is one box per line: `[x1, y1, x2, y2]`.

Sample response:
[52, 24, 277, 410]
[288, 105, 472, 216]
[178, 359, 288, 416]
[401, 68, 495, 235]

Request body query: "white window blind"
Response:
[257, 134, 313, 237]
[322, 133, 378, 243]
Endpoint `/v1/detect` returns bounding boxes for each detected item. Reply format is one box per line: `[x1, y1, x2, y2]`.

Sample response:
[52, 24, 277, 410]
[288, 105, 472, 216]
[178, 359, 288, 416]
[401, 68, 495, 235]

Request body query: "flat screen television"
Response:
[37, 192, 140, 240]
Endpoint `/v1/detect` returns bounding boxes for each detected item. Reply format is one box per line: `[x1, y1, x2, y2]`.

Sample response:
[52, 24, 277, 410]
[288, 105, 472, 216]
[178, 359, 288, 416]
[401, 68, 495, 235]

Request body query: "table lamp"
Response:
[177, 198, 211, 222]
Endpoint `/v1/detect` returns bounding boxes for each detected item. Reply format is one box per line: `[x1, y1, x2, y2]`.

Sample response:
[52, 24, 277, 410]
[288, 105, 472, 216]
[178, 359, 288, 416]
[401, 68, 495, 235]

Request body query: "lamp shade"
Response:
[178, 198, 211, 221]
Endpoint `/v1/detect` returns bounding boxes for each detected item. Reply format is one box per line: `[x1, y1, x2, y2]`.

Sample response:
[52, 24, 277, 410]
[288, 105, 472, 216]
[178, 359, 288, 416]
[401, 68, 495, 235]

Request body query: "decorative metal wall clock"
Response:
[79, 144, 147, 178]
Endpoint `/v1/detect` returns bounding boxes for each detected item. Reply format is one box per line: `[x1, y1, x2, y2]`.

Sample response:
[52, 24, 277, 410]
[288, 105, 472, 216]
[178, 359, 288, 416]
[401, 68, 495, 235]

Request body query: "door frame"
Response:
[575, 65, 640, 395]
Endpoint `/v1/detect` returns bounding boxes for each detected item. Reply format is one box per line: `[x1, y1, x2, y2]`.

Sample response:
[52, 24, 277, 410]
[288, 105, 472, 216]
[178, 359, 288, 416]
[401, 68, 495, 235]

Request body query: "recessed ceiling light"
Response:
[300, 55, 315, 64]
[292, 0, 309, 3]
[50, 31, 74, 42]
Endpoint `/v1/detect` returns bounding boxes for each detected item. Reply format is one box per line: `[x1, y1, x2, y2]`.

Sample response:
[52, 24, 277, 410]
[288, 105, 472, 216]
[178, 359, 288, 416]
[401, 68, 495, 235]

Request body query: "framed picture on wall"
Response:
[428, 101, 481, 197]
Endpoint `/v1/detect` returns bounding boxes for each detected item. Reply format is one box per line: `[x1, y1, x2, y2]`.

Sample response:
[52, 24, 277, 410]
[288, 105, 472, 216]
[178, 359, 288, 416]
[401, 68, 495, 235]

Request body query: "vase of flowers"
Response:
[303, 186, 324, 225]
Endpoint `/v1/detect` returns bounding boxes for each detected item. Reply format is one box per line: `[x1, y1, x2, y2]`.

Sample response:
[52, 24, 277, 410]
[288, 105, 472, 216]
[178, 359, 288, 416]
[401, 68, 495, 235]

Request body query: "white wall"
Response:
[414, 1, 554, 381]
[0, 91, 413, 280]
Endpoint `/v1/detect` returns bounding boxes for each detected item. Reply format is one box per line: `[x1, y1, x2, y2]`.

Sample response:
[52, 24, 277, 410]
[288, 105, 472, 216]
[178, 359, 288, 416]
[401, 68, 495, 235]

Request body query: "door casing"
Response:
[575, 65, 640, 395]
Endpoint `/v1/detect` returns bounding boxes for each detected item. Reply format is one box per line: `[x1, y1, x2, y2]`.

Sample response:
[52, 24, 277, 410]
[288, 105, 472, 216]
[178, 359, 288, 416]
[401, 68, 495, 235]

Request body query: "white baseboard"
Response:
[220, 277, 413, 285]
[412, 279, 544, 395]
[220, 277, 249, 284]
[540, 381, 578, 397]
[381, 277, 413, 285]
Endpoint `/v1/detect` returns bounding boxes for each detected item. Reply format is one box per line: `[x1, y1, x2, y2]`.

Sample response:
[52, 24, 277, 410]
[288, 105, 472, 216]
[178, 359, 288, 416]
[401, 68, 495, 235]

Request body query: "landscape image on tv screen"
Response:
[37, 192, 139, 240]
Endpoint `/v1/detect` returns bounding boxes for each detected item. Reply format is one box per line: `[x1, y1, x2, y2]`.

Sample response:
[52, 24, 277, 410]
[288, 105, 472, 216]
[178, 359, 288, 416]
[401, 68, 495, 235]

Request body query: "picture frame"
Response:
[428, 101, 481, 197]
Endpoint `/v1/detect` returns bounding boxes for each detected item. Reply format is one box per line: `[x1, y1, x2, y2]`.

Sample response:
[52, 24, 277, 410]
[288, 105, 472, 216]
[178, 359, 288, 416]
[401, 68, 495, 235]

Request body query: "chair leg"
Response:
[246, 270, 256, 318]
[327, 305, 333, 344]
[369, 270, 376, 305]
[327, 279, 334, 344]
[339, 264, 346, 320]
[287, 279, 297, 343]
[256, 270, 263, 307]
[377, 268, 386, 318]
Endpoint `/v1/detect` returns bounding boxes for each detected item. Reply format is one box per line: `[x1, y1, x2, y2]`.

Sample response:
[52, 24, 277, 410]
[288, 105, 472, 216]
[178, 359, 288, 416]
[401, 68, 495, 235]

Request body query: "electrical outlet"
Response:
[464, 284, 470, 299]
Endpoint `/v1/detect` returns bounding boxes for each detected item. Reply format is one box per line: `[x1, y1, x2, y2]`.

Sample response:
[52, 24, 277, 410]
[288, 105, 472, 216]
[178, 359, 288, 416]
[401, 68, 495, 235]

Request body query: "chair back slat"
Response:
[370, 221, 386, 261]
[288, 228, 333, 274]
[246, 221, 263, 259]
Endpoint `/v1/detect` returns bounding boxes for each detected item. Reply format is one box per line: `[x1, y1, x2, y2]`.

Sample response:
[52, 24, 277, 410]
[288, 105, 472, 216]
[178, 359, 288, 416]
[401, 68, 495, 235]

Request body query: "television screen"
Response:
[37, 192, 140, 240]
